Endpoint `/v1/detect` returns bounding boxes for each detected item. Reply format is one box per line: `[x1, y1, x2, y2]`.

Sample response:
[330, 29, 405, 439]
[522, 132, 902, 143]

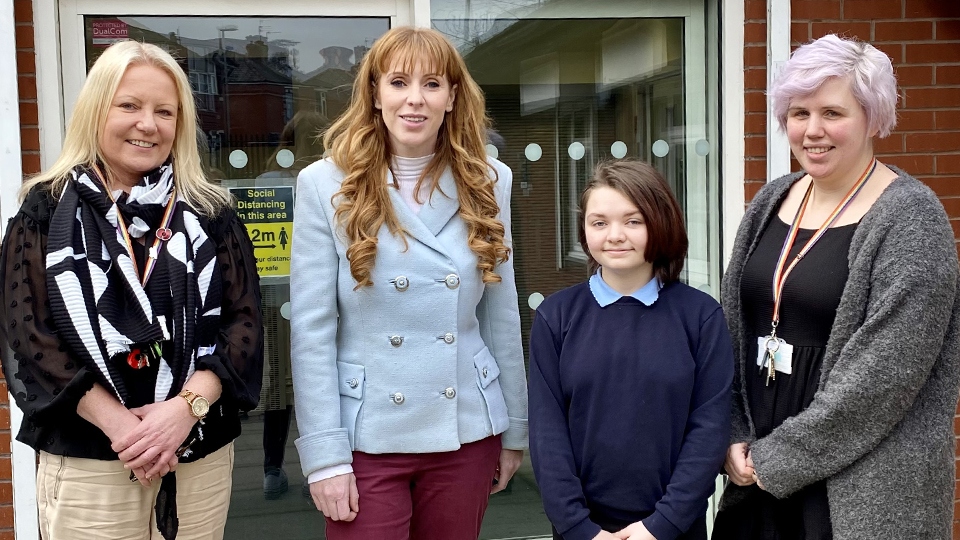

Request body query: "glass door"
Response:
[432, 1, 722, 538]
[59, 2, 405, 538]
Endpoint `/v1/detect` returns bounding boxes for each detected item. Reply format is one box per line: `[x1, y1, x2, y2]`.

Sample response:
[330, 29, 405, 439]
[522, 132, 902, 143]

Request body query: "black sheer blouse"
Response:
[0, 187, 264, 461]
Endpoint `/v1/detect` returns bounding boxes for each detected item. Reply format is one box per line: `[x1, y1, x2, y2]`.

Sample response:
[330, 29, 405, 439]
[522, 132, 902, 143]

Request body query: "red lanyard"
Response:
[97, 165, 178, 287]
[770, 159, 877, 327]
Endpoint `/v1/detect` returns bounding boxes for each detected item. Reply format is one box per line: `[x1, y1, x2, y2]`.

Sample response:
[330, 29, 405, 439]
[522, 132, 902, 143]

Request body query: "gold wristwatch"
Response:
[179, 389, 210, 423]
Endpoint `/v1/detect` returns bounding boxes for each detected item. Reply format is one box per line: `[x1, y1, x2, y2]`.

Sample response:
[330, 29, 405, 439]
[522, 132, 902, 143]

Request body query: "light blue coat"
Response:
[290, 157, 528, 477]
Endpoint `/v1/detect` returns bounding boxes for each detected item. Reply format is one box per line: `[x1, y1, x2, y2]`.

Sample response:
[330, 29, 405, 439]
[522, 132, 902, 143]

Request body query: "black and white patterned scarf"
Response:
[46, 163, 221, 405]
[45, 163, 222, 539]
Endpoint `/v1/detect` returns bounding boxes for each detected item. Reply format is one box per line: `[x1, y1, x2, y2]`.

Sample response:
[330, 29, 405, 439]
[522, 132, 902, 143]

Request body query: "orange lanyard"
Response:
[97, 165, 178, 287]
[770, 159, 878, 329]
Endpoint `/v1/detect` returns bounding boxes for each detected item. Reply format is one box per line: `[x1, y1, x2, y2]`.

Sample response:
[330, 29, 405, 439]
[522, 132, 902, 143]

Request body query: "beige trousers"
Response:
[37, 442, 234, 540]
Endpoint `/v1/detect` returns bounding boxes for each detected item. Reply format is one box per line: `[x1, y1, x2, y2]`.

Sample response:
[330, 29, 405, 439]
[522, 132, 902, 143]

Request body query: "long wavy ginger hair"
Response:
[323, 26, 508, 288]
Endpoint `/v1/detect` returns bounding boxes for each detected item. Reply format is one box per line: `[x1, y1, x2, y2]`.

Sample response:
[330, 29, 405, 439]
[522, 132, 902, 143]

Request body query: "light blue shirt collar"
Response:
[588, 270, 661, 307]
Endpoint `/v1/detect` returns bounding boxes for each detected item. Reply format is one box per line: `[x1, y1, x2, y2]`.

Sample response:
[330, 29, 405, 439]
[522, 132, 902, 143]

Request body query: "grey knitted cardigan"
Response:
[719, 167, 960, 539]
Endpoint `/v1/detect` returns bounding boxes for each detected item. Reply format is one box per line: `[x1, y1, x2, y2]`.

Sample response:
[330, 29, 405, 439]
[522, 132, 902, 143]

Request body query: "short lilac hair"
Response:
[770, 34, 899, 138]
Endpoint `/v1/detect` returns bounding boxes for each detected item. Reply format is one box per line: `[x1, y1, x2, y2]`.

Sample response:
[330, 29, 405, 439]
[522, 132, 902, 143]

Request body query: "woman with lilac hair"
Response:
[712, 34, 960, 540]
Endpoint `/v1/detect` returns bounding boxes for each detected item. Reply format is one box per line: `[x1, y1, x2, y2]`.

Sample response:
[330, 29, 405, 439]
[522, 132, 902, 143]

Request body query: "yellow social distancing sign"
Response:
[229, 186, 294, 277]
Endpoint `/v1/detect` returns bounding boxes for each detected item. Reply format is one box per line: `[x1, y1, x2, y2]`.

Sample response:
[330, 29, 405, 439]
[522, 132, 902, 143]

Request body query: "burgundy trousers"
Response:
[325, 435, 502, 540]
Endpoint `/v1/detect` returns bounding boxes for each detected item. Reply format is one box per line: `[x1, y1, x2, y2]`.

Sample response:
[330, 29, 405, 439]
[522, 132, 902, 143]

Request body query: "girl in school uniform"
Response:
[529, 159, 733, 540]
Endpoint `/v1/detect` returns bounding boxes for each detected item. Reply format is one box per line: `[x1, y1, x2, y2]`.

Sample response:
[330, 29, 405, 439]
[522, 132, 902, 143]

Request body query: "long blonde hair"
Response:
[21, 40, 230, 216]
[323, 26, 508, 288]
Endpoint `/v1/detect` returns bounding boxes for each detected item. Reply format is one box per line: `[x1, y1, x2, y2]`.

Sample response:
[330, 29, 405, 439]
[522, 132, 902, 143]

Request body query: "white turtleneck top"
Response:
[390, 154, 435, 214]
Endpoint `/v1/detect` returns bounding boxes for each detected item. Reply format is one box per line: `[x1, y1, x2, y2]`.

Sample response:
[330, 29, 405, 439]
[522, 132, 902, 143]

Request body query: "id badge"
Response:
[756, 336, 794, 375]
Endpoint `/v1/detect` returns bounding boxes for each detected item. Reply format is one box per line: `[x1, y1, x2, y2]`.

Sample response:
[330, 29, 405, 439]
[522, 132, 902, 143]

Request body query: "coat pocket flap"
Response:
[473, 347, 501, 389]
[337, 361, 365, 399]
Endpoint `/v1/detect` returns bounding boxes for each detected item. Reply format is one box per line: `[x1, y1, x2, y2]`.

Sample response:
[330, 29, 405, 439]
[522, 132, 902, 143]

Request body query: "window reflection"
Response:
[83, 16, 390, 540]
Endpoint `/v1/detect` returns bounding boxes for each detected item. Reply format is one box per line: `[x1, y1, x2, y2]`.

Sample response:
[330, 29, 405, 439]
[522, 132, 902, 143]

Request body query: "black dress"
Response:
[712, 217, 857, 540]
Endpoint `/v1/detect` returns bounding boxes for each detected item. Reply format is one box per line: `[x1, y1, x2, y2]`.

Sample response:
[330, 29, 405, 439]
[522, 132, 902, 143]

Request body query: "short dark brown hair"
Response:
[577, 159, 688, 283]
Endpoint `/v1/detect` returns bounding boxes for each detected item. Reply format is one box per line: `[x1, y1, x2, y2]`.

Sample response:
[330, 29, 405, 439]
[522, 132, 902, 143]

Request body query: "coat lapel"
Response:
[385, 168, 459, 256]
[417, 168, 460, 235]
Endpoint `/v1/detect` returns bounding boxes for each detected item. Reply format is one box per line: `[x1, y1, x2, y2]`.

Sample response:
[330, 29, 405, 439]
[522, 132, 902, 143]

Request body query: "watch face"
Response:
[192, 397, 210, 417]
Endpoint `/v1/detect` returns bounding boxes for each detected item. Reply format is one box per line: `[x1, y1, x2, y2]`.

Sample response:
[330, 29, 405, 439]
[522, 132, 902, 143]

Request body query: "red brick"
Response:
[811, 22, 872, 42]
[905, 0, 960, 18]
[745, 159, 767, 181]
[792, 22, 810, 43]
[745, 135, 767, 157]
[940, 197, 960, 217]
[745, 22, 767, 44]
[745, 45, 767, 68]
[16, 75, 35, 100]
[938, 155, 960, 175]
[745, 0, 767, 20]
[874, 42, 904, 64]
[19, 127, 39, 152]
[937, 20, 960, 41]
[0, 504, 14, 528]
[18, 101, 37, 126]
[951, 219, 960, 239]
[875, 21, 933, 42]
[937, 110, 960, 131]
[844, 0, 902, 19]
[906, 132, 960, 153]
[875, 134, 904, 153]
[21, 153, 41, 175]
[13, 0, 31, 24]
[745, 91, 767, 115]
[882, 153, 935, 175]
[896, 110, 935, 131]
[955, 518, 960, 540]
[937, 65, 960, 85]
[14, 24, 33, 49]
[907, 43, 960, 64]
[0, 460, 10, 482]
[906, 87, 960, 109]
[923, 176, 960, 197]
[895, 65, 934, 87]
[745, 113, 767, 135]
[15, 50, 34, 74]
[745, 68, 767, 91]
[745, 181, 765, 202]
[792, 1, 842, 20]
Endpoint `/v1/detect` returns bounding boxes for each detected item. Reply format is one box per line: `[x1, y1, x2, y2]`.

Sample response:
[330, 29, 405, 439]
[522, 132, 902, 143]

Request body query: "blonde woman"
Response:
[0, 40, 263, 539]
[290, 26, 527, 539]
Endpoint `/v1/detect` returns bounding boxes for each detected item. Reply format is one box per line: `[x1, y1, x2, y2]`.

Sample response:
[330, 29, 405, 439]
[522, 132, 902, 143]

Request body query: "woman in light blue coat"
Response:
[290, 27, 528, 540]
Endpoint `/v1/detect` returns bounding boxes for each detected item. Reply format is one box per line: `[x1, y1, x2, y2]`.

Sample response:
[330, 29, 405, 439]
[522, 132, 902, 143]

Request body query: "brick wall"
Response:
[743, 1, 960, 537]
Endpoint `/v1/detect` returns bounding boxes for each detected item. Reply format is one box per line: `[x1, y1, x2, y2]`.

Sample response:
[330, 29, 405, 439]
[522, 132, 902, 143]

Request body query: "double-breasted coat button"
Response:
[444, 274, 460, 289]
[444, 387, 456, 399]
[482, 367, 489, 378]
[347, 378, 359, 389]
[390, 276, 409, 291]
[389, 335, 404, 347]
[442, 333, 455, 344]
[391, 392, 405, 404]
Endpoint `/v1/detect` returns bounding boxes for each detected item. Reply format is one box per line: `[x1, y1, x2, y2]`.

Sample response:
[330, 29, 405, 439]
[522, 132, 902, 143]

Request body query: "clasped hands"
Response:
[725, 442, 765, 490]
[107, 399, 199, 487]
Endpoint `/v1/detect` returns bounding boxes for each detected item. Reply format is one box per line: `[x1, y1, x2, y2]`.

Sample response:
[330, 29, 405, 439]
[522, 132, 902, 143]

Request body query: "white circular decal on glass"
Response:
[485, 144, 499, 160]
[695, 139, 711, 157]
[611, 141, 628, 159]
[528, 292, 545, 310]
[524, 143, 543, 162]
[280, 302, 292, 320]
[652, 139, 670, 158]
[229, 150, 248, 169]
[276, 149, 295, 168]
[567, 142, 585, 161]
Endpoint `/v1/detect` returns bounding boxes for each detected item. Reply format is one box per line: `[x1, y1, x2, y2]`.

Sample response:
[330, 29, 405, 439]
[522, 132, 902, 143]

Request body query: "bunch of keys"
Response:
[761, 334, 779, 386]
